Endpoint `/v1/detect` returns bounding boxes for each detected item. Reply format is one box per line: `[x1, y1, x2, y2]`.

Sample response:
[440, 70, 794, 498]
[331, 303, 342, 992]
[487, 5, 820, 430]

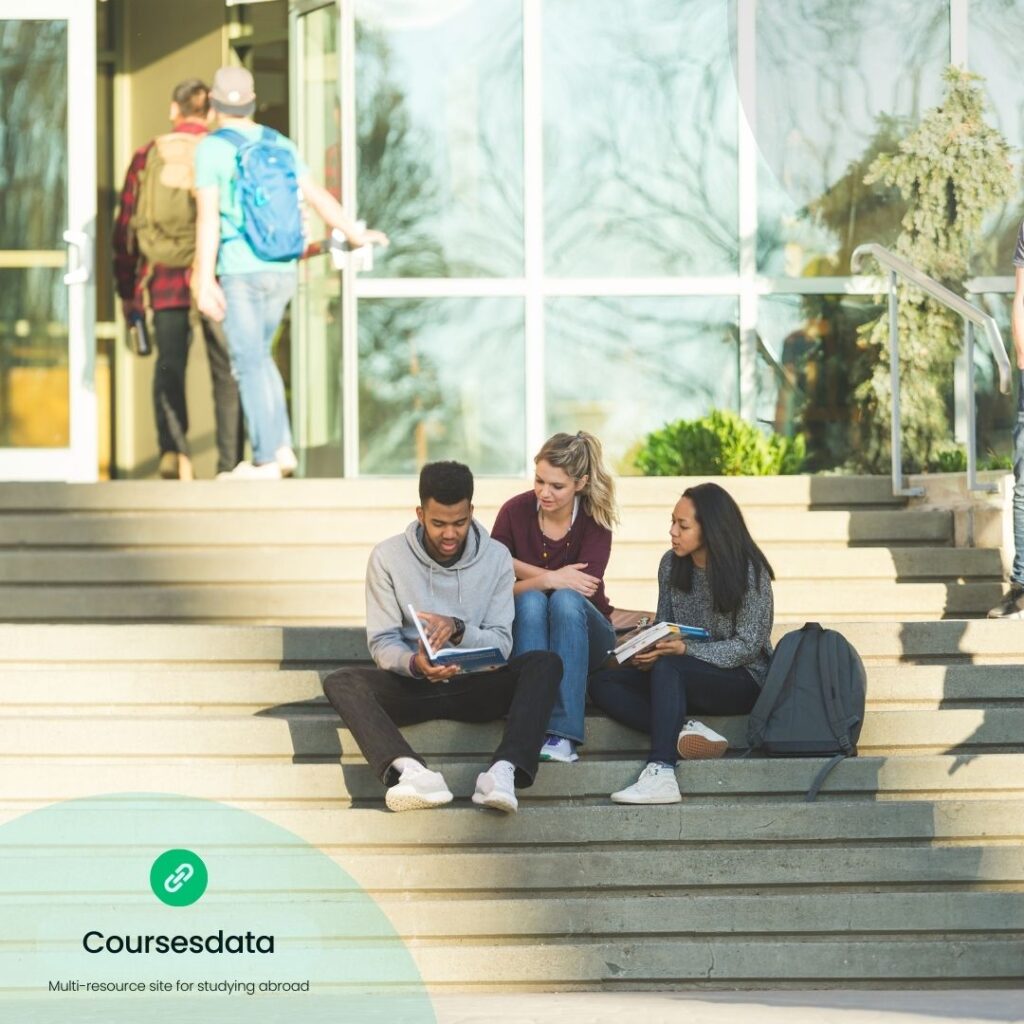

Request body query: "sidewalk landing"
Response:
[432, 991, 1023, 1024]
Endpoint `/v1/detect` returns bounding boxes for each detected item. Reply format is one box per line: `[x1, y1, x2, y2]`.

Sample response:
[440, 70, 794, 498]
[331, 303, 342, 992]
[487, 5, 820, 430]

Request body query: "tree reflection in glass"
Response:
[545, 296, 739, 472]
[756, 294, 882, 471]
[358, 297, 524, 474]
[0, 21, 69, 448]
[755, 0, 947, 276]
[355, 0, 523, 278]
[544, 0, 738, 277]
[969, 0, 1024, 276]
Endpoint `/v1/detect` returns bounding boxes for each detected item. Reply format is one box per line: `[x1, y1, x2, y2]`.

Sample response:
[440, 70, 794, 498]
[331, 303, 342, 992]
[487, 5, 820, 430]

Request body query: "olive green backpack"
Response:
[131, 132, 200, 268]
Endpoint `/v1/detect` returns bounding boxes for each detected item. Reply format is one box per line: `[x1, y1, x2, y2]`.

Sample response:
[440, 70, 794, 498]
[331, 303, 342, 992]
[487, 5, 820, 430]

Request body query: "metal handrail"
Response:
[851, 243, 1012, 497]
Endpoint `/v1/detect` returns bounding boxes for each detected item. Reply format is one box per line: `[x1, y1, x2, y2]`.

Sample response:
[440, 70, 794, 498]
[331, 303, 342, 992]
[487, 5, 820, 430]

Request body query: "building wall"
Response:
[113, 1, 225, 478]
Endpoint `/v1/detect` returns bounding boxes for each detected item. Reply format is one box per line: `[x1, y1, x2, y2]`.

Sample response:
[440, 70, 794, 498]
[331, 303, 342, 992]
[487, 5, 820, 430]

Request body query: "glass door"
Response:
[291, 0, 346, 476]
[0, 0, 96, 481]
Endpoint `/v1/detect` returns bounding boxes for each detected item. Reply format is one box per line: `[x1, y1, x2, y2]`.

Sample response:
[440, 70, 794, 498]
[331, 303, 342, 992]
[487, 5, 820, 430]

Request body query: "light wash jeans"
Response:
[512, 589, 616, 745]
[1013, 370, 1024, 585]
[220, 271, 296, 466]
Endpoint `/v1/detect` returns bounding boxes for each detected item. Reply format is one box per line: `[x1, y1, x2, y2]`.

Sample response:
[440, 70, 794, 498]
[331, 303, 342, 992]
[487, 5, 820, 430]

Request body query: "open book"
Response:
[611, 621, 711, 664]
[408, 604, 508, 673]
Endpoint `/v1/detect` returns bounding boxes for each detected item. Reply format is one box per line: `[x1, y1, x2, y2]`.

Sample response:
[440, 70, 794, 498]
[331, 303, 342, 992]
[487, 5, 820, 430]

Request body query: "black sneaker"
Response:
[987, 585, 1024, 619]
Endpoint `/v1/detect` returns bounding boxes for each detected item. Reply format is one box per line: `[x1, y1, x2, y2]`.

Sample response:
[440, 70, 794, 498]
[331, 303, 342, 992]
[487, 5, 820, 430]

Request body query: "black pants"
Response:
[322, 651, 562, 788]
[589, 654, 760, 764]
[152, 309, 244, 473]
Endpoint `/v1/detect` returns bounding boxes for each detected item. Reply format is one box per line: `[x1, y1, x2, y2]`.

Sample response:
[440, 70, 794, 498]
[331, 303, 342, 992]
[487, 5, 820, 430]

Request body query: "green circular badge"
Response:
[150, 849, 208, 907]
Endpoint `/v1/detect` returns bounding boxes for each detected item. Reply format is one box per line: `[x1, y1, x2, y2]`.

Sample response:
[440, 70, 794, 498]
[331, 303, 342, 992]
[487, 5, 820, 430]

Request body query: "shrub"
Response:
[634, 410, 807, 476]
[923, 442, 1013, 473]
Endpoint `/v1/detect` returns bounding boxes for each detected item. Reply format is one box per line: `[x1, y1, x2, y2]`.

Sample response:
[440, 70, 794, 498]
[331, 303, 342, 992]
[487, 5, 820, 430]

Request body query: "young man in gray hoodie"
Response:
[323, 461, 562, 813]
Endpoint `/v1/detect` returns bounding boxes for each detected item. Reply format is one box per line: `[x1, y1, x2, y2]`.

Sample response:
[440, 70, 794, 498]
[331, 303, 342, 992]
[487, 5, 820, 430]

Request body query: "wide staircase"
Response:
[1, 476, 1022, 988]
[0, 475, 1005, 622]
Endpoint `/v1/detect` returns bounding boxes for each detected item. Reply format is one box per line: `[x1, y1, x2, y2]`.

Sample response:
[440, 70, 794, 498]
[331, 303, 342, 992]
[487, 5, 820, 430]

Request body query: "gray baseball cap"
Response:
[210, 66, 256, 117]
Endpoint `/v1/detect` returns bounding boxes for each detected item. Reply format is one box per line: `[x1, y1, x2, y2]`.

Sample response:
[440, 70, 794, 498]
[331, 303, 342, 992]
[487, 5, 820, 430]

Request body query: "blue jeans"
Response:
[589, 656, 760, 765]
[1013, 370, 1024, 586]
[220, 272, 296, 466]
[512, 589, 615, 745]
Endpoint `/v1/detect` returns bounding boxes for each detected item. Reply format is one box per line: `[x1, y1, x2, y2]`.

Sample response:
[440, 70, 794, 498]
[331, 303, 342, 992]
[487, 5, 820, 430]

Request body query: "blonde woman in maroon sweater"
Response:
[491, 432, 619, 763]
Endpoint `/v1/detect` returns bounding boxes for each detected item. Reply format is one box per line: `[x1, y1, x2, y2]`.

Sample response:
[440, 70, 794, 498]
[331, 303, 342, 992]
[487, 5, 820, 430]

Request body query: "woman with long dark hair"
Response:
[590, 482, 774, 804]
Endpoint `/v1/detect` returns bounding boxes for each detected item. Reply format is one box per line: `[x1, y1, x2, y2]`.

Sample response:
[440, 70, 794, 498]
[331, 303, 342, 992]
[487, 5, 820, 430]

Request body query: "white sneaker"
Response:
[539, 735, 579, 763]
[384, 765, 453, 812]
[677, 719, 728, 760]
[215, 460, 283, 480]
[611, 762, 681, 804]
[276, 446, 298, 477]
[472, 761, 518, 813]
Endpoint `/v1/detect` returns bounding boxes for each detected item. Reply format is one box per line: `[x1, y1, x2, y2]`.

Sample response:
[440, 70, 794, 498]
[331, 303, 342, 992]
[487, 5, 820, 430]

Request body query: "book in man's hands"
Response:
[408, 604, 508, 673]
[611, 621, 711, 664]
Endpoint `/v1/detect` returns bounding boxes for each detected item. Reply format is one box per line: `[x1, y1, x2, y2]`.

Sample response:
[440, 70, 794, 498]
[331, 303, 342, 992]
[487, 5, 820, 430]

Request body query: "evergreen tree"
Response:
[855, 67, 1015, 473]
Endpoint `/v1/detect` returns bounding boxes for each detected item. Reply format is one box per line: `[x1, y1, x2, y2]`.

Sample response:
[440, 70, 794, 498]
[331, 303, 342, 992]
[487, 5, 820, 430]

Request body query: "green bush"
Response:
[634, 410, 807, 476]
[924, 442, 1013, 473]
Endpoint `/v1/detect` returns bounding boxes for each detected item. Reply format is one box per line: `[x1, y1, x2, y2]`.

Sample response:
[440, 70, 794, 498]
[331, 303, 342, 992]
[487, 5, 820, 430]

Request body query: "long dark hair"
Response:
[669, 482, 774, 615]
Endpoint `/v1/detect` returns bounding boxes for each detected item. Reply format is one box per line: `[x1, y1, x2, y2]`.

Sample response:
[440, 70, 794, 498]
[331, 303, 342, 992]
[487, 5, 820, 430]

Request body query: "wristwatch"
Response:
[450, 617, 465, 646]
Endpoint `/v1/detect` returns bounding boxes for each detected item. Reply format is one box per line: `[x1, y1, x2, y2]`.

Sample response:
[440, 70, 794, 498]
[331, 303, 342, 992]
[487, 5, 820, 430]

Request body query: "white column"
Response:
[522, 0, 545, 469]
[339, 0, 360, 476]
[951, 0, 970, 444]
[736, 0, 758, 420]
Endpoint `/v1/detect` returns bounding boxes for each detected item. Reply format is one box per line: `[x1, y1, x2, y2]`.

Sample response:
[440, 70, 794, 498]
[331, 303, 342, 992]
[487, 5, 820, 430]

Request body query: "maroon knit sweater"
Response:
[490, 489, 613, 618]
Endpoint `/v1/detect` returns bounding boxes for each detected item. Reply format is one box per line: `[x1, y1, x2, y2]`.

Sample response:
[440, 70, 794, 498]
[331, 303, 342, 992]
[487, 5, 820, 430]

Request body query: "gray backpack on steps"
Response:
[745, 622, 866, 801]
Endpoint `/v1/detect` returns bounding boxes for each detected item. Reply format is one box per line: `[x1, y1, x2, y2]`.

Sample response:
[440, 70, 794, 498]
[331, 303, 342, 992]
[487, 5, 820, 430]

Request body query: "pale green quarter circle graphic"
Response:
[0, 794, 435, 1024]
[150, 849, 208, 907]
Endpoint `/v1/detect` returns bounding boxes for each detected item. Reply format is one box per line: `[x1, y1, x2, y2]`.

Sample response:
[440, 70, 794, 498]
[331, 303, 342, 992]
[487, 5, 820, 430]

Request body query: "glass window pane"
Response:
[295, 262, 342, 477]
[544, 0, 737, 277]
[0, 20, 68, 250]
[301, 5, 340, 229]
[355, 1, 523, 278]
[756, 2, 948, 277]
[545, 296, 739, 472]
[0, 269, 69, 448]
[358, 297, 524, 473]
[972, 293, 1017, 465]
[756, 294, 882, 471]
[969, 2, 1024, 277]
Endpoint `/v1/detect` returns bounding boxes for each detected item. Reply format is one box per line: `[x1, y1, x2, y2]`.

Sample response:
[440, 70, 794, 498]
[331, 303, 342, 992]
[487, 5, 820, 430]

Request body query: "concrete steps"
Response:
[0, 469, 1019, 988]
[0, 475, 1003, 623]
[0, 755, 1020, 805]
[0, 579, 1000, 624]
[2, 708, 1015, 759]
[3, 662, 1021, 712]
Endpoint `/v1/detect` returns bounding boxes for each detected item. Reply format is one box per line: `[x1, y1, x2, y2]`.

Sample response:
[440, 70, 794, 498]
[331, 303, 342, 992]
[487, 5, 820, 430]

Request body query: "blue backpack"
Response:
[216, 127, 305, 262]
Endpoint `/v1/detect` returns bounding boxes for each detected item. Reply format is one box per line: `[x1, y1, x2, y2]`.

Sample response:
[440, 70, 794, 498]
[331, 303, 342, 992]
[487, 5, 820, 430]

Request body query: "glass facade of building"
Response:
[290, 0, 1022, 476]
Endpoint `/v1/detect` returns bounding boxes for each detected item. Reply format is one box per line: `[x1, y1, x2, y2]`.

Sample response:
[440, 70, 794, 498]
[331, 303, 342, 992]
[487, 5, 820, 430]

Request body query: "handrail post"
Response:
[965, 319, 997, 493]
[853, 243, 1006, 497]
[888, 270, 905, 497]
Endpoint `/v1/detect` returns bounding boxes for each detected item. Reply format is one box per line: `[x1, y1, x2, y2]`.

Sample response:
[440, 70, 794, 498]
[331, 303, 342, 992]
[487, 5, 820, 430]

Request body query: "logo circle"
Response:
[150, 849, 208, 907]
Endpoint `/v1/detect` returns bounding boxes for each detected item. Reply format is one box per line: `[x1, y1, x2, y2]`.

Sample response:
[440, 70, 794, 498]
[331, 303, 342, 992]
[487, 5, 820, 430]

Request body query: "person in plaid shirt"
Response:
[113, 79, 244, 479]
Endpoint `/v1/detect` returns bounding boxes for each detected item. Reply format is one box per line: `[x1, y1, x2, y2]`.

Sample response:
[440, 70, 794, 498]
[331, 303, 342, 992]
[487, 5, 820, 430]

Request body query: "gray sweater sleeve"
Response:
[686, 565, 774, 670]
[655, 551, 673, 623]
[365, 544, 417, 676]
[459, 545, 515, 657]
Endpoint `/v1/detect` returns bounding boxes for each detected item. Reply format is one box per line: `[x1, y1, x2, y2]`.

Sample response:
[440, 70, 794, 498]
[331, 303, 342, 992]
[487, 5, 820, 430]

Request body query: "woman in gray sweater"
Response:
[590, 482, 774, 804]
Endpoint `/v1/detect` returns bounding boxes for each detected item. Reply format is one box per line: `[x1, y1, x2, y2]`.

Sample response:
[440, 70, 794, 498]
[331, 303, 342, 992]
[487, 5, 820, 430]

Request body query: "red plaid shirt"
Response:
[112, 121, 208, 311]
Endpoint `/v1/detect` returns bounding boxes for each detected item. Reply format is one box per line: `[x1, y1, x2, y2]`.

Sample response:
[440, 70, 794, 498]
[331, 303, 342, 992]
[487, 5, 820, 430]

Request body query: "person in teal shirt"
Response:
[193, 66, 387, 479]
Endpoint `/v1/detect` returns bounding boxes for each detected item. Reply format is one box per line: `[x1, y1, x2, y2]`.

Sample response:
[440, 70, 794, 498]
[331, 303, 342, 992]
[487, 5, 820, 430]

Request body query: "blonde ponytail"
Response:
[535, 430, 619, 530]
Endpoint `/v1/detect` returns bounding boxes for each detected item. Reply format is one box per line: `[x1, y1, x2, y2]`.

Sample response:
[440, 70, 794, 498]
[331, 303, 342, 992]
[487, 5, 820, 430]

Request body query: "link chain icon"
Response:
[150, 849, 208, 906]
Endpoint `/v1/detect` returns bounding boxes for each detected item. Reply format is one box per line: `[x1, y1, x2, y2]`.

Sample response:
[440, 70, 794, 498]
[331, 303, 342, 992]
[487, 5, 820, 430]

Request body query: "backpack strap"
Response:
[745, 624, 810, 747]
[213, 127, 247, 150]
[817, 629, 854, 754]
[805, 752, 847, 802]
